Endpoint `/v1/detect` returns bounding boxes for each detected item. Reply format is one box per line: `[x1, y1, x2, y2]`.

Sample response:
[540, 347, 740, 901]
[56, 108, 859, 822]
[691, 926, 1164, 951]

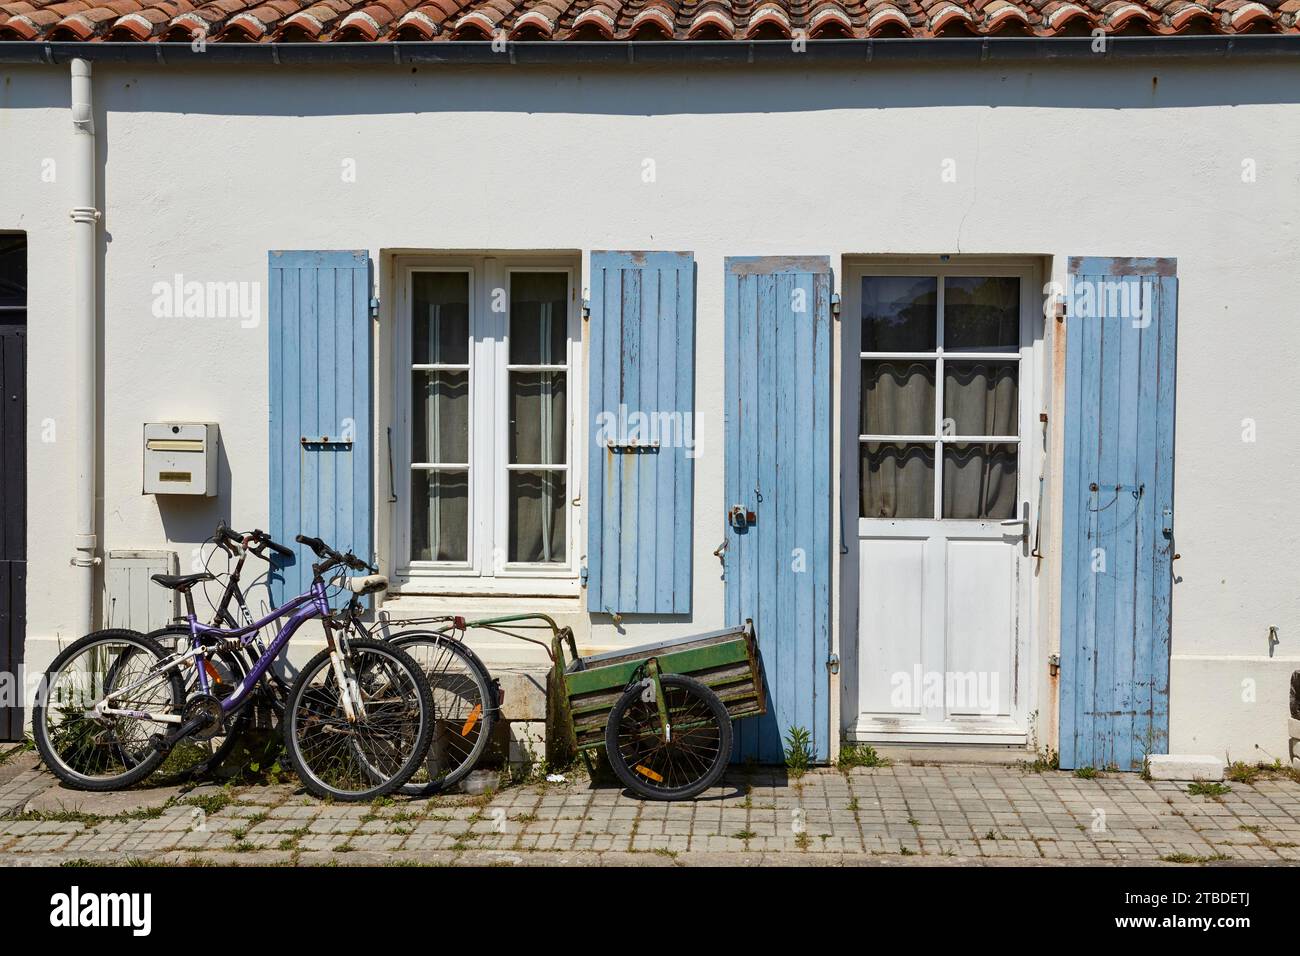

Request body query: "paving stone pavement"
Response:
[2, 754, 1299, 866]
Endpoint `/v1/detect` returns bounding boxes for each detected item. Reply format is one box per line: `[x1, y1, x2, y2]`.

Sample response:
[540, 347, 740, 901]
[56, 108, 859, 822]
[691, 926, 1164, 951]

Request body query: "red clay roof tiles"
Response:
[0, 0, 1294, 40]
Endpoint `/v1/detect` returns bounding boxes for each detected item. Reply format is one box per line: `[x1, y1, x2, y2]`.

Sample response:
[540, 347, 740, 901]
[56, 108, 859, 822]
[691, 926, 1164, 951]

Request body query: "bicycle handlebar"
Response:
[215, 521, 294, 560]
[295, 534, 374, 574]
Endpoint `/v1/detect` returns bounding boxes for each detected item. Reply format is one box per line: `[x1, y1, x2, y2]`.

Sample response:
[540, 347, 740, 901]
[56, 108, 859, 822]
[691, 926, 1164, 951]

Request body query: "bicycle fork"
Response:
[326, 628, 368, 722]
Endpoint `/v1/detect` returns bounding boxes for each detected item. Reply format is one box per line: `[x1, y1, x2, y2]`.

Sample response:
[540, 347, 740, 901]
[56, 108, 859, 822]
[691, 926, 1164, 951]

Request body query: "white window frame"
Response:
[855, 262, 1036, 524]
[391, 255, 582, 595]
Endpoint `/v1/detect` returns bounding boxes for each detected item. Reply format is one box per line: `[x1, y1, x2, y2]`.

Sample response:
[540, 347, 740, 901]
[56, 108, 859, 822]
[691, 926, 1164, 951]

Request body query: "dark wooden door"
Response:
[0, 235, 26, 741]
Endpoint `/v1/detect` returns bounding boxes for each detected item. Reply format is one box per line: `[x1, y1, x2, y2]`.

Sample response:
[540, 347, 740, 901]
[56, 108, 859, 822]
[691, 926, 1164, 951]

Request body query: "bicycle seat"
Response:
[150, 572, 215, 592]
[344, 574, 388, 596]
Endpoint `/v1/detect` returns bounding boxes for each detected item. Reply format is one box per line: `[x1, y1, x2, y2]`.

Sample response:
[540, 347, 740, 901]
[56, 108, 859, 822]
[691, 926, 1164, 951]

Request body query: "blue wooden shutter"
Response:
[724, 256, 833, 763]
[1060, 257, 1177, 771]
[586, 251, 695, 614]
[268, 250, 373, 605]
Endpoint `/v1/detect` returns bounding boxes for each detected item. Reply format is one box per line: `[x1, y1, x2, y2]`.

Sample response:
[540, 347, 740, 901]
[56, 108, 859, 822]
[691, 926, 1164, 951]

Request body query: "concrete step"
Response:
[1146, 753, 1226, 781]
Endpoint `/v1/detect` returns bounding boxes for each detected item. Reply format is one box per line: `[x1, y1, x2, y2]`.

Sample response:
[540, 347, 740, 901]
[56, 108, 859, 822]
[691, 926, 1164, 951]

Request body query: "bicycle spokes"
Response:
[41, 638, 177, 782]
[291, 646, 426, 797]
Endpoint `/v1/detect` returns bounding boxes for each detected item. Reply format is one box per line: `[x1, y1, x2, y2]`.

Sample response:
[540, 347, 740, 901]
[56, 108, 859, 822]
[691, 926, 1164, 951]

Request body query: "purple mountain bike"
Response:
[32, 530, 435, 801]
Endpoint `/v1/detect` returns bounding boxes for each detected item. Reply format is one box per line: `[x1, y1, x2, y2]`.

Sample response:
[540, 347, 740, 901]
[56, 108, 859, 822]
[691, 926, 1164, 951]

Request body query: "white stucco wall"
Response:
[1, 57, 1297, 762]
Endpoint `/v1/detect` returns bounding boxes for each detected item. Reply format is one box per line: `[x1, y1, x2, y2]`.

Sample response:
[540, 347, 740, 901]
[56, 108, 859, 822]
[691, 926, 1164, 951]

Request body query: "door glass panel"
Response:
[943, 277, 1019, 352]
[509, 471, 566, 563]
[860, 442, 935, 519]
[411, 469, 468, 562]
[412, 272, 469, 365]
[510, 272, 567, 365]
[861, 277, 937, 352]
[411, 371, 468, 464]
[942, 443, 1017, 519]
[509, 372, 567, 465]
[943, 361, 1018, 437]
[861, 361, 935, 436]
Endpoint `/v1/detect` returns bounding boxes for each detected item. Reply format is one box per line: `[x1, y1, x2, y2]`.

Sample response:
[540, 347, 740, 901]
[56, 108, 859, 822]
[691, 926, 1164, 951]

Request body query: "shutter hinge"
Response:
[1054, 300, 1066, 323]
[369, 297, 380, 319]
[1048, 653, 1060, 677]
[830, 292, 841, 320]
[579, 565, 588, 587]
[581, 298, 590, 321]
[1162, 508, 1173, 537]
[827, 652, 840, 675]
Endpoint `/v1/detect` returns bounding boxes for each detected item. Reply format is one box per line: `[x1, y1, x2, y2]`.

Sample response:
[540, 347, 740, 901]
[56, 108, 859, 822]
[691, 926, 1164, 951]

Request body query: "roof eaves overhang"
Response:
[1, 36, 1298, 67]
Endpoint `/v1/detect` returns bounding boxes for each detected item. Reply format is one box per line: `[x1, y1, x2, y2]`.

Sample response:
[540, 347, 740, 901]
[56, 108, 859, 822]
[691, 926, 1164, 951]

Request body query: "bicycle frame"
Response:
[96, 580, 340, 724]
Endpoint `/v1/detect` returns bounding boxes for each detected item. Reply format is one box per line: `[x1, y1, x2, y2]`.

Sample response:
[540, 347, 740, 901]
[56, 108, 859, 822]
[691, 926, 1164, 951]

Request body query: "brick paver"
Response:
[2, 754, 1299, 866]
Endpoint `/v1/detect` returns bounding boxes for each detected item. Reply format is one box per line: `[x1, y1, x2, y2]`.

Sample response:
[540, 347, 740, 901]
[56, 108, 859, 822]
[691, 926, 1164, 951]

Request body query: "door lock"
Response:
[728, 505, 756, 530]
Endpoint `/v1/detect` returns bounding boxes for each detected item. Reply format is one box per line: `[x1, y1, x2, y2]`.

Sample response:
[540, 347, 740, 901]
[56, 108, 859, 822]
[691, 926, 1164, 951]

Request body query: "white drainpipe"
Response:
[70, 58, 100, 634]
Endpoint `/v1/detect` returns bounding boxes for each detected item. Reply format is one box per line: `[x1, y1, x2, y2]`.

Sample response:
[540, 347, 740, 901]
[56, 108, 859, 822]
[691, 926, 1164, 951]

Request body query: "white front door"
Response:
[845, 263, 1037, 743]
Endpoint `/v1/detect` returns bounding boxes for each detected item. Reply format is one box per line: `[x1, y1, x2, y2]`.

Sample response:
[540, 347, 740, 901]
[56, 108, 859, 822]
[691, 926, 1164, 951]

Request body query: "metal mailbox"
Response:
[143, 422, 219, 496]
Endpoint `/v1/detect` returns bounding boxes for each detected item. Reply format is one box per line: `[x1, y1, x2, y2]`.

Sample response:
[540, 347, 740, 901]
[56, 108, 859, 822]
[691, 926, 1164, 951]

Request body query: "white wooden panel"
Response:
[945, 537, 1014, 717]
[858, 537, 926, 716]
[104, 550, 177, 633]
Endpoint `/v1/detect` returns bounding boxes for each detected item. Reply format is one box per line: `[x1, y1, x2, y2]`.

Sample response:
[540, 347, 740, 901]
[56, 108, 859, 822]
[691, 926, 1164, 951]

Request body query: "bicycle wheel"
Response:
[32, 629, 186, 791]
[605, 673, 732, 801]
[283, 638, 434, 802]
[389, 631, 496, 796]
[146, 624, 250, 778]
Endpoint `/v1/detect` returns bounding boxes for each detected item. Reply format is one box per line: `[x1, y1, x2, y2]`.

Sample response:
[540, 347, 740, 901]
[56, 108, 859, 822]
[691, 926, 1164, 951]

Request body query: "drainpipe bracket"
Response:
[70, 206, 101, 224]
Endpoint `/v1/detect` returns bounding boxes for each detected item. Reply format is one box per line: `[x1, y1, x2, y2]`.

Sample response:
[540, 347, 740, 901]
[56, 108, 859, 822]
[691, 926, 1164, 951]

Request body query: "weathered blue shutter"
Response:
[724, 256, 833, 763]
[268, 250, 373, 605]
[1060, 257, 1177, 771]
[586, 251, 695, 614]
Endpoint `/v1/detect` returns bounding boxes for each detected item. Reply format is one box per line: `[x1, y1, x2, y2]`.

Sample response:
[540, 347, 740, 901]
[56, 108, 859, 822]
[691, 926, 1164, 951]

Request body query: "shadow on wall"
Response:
[3, 60, 1300, 115]
[152, 436, 280, 617]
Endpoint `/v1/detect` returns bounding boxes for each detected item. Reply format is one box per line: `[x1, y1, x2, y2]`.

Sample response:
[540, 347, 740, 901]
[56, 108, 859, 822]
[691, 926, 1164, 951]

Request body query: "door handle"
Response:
[1000, 502, 1031, 548]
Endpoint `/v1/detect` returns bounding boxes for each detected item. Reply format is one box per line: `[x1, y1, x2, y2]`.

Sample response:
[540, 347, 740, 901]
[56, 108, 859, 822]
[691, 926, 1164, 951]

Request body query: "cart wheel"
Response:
[605, 673, 732, 801]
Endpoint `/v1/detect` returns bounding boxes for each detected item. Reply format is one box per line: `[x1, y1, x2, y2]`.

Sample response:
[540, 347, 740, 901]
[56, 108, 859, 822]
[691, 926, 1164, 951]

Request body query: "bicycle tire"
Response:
[604, 673, 732, 801]
[33, 629, 186, 791]
[283, 638, 434, 802]
[389, 630, 497, 796]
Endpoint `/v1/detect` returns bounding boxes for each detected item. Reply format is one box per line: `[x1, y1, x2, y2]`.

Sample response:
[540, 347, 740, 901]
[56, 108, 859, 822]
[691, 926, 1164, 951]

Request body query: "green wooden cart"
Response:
[550, 620, 766, 799]
[393, 613, 765, 800]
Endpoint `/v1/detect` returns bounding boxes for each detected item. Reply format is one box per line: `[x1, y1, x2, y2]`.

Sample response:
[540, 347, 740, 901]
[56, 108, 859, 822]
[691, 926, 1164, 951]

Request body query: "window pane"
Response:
[861, 277, 937, 352]
[411, 469, 468, 562]
[412, 272, 469, 365]
[509, 371, 567, 465]
[412, 371, 468, 464]
[510, 272, 567, 365]
[509, 471, 566, 563]
[943, 277, 1019, 352]
[943, 361, 1018, 437]
[942, 443, 1017, 519]
[861, 361, 935, 437]
[860, 442, 934, 519]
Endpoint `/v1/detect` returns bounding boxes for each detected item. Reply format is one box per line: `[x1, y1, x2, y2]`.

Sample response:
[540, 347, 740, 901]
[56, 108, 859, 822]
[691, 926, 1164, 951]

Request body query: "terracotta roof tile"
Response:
[0, 0, 1294, 39]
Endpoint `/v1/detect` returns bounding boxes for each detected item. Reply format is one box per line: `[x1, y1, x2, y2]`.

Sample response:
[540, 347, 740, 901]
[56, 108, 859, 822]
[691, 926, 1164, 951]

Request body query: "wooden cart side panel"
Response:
[564, 638, 751, 697]
[568, 624, 753, 672]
